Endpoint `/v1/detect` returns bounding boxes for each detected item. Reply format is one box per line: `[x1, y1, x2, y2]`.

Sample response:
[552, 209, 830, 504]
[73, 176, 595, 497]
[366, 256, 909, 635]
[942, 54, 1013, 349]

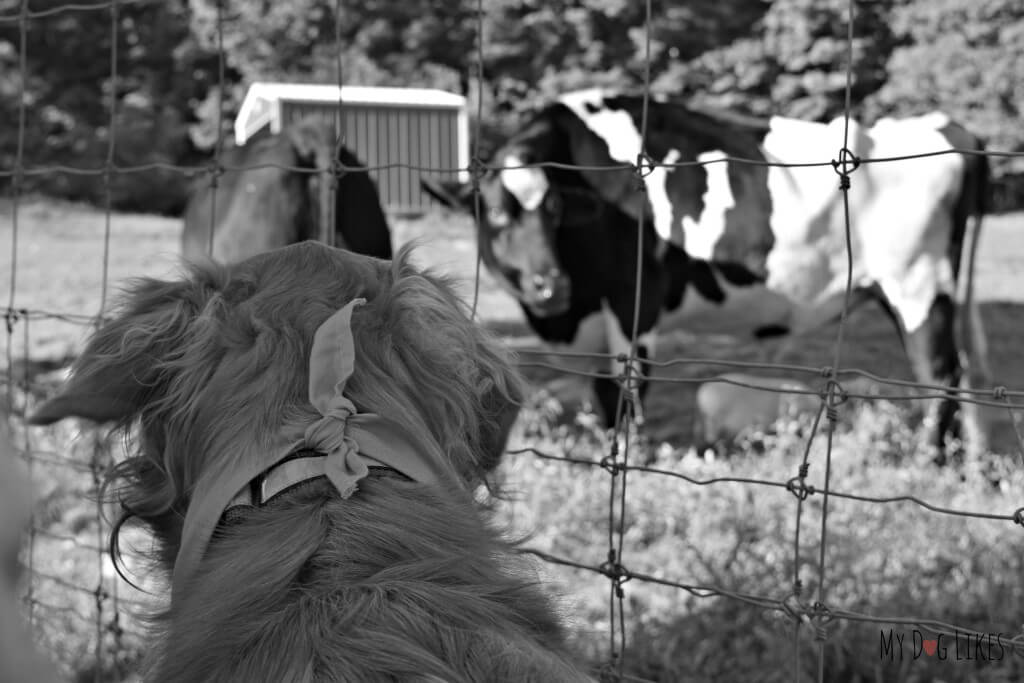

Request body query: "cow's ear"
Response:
[420, 177, 477, 213]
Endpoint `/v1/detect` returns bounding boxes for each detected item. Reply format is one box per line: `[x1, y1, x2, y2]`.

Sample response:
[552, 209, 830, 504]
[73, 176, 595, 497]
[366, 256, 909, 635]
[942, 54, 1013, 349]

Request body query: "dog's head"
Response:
[30, 241, 524, 570]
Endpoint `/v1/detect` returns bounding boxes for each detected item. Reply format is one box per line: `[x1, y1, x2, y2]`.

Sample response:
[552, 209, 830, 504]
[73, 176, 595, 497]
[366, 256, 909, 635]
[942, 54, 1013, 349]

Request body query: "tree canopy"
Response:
[1, 0, 1021, 212]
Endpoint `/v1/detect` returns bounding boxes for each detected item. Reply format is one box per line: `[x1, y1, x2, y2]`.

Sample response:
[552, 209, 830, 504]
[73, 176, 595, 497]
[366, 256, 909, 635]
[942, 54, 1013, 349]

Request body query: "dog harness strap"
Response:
[224, 415, 448, 510]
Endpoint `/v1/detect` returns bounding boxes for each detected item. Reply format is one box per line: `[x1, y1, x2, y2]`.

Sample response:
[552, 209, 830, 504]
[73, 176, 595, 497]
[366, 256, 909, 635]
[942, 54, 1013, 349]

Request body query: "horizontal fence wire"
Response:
[3, 145, 1024, 180]
[2, 0, 1023, 681]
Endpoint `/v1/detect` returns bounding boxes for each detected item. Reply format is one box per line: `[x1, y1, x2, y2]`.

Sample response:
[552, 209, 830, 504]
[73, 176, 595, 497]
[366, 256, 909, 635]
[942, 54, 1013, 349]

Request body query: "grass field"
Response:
[4, 197, 1023, 448]
[3, 197, 1024, 682]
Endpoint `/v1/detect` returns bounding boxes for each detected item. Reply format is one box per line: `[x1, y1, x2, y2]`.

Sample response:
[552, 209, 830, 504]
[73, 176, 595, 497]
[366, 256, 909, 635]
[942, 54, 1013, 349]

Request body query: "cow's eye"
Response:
[488, 206, 510, 227]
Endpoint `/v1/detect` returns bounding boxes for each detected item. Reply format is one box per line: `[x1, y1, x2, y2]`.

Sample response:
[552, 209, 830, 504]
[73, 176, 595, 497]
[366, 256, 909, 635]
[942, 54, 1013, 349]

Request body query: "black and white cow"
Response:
[423, 88, 990, 455]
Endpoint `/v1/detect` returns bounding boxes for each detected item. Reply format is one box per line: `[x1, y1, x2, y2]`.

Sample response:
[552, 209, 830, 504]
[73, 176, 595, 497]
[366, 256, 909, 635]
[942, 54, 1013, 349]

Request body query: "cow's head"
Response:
[286, 119, 337, 246]
[422, 164, 573, 316]
[421, 109, 611, 318]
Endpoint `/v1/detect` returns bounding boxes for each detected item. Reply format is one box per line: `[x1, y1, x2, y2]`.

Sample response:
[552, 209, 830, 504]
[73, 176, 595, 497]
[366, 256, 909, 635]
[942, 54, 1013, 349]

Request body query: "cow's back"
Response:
[181, 138, 311, 263]
[756, 113, 970, 333]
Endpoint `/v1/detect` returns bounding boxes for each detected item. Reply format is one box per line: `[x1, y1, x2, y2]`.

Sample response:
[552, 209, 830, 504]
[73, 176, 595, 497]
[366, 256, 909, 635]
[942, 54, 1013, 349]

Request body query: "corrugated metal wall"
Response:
[282, 102, 462, 215]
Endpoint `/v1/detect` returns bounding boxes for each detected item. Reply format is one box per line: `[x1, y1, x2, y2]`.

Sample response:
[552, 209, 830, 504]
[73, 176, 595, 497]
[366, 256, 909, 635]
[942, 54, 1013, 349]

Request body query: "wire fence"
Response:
[3, 0, 1024, 681]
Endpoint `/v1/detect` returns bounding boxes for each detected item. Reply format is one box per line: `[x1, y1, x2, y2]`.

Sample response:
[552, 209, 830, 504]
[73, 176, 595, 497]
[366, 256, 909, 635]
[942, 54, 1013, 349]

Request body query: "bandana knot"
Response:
[303, 393, 365, 498]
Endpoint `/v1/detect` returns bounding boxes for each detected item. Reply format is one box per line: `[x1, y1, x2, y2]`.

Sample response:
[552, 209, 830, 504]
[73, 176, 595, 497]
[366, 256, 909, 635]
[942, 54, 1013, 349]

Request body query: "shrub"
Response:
[496, 398, 1024, 682]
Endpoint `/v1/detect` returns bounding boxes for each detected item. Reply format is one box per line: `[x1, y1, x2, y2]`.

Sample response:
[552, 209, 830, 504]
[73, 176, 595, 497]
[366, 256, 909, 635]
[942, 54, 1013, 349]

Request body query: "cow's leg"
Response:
[593, 342, 653, 427]
[594, 304, 655, 428]
[593, 375, 623, 428]
[901, 293, 962, 463]
[958, 297, 994, 456]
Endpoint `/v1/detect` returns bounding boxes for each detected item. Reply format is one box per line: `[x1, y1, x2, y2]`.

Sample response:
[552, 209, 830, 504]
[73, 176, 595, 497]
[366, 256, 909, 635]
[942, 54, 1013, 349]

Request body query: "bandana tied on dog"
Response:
[171, 298, 452, 601]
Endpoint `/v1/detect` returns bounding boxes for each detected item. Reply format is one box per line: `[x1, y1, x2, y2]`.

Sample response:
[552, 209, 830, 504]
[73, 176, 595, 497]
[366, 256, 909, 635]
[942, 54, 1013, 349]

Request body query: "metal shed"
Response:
[234, 82, 470, 214]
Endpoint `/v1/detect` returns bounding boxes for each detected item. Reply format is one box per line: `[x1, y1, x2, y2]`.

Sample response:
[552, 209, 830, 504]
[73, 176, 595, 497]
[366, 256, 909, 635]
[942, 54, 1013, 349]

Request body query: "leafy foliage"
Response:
[0, 0, 225, 213]
[0, 0, 1022, 210]
[498, 398, 1024, 682]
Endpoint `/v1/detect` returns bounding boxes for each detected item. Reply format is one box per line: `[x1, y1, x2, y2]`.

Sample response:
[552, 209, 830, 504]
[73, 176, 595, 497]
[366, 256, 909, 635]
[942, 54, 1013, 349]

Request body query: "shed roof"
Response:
[235, 82, 467, 145]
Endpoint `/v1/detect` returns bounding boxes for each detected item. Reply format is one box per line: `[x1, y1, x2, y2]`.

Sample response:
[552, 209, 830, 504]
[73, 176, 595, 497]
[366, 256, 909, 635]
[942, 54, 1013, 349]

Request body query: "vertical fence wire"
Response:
[9, 0, 31, 638]
[89, 0, 120, 672]
[600, 0, 658, 675]
[328, 0, 345, 250]
[469, 0, 486, 320]
[206, 0, 227, 257]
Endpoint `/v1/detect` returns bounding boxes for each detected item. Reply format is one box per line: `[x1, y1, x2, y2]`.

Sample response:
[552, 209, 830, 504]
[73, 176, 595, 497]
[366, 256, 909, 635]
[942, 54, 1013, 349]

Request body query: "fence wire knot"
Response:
[831, 147, 860, 189]
[632, 152, 654, 193]
[811, 602, 834, 642]
[813, 602, 834, 621]
[330, 155, 350, 187]
[468, 156, 488, 188]
[822, 378, 847, 425]
[599, 454, 623, 476]
[208, 161, 225, 189]
[1013, 507, 1024, 526]
[600, 550, 631, 598]
[823, 379, 848, 406]
[992, 385, 1008, 400]
[634, 151, 656, 179]
[4, 306, 24, 333]
[786, 475, 815, 500]
[781, 592, 813, 628]
[618, 373, 643, 395]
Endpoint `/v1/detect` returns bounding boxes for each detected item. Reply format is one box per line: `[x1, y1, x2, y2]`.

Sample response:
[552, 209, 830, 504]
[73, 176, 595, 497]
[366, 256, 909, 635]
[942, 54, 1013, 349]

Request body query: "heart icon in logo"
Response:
[922, 639, 938, 656]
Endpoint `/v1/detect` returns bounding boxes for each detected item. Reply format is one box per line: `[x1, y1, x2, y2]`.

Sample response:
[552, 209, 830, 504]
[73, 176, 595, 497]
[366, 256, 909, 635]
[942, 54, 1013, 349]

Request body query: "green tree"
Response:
[655, 0, 897, 120]
[3, 0, 1022, 212]
[863, 0, 1024, 206]
[0, 0, 227, 212]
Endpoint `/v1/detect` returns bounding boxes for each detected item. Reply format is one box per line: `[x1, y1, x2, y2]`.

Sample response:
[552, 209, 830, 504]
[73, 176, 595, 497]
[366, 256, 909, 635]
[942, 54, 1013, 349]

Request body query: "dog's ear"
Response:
[476, 365, 525, 472]
[29, 278, 203, 426]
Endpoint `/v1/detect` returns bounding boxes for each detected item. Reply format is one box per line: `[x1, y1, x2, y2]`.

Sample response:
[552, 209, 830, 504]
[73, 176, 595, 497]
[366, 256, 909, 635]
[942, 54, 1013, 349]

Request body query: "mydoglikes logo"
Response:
[880, 629, 1010, 662]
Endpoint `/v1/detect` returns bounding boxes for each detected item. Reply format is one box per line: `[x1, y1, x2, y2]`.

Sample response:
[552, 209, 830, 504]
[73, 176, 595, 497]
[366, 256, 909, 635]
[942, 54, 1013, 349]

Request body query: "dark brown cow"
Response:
[182, 119, 392, 264]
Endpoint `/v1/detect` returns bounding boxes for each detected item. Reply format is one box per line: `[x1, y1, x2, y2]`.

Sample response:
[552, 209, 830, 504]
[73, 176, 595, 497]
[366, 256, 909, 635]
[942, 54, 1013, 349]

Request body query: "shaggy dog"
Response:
[30, 242, 593, 682]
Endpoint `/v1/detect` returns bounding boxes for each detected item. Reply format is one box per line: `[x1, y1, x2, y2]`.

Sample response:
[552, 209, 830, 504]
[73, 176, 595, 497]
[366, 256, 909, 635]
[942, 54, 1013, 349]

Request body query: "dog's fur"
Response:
[30, 242, 593, 682]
